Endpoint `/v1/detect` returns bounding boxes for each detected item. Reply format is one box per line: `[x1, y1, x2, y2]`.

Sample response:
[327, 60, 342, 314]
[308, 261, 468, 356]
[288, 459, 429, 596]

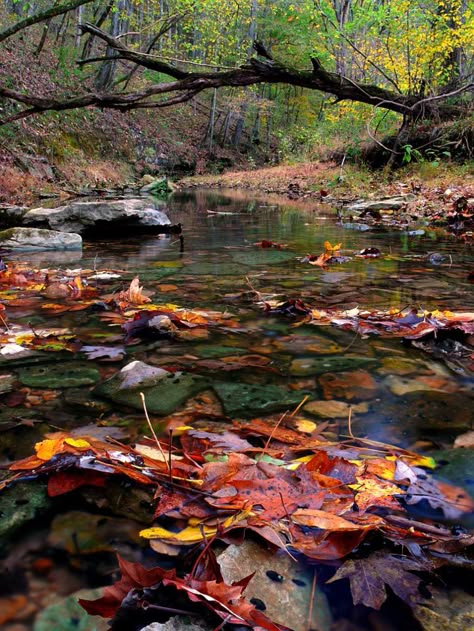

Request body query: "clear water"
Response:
[3, 189, 474, 451]
[1, 189, 473, 629]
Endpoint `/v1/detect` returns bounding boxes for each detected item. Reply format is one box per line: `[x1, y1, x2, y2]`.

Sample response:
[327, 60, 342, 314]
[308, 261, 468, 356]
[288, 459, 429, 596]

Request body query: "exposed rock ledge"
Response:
[0, 227, 82, 250]
[21, 198, 171, 235]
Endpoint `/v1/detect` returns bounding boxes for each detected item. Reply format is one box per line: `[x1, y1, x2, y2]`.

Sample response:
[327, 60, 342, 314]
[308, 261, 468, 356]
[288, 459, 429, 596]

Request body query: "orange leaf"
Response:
[35, 437, 65, 460]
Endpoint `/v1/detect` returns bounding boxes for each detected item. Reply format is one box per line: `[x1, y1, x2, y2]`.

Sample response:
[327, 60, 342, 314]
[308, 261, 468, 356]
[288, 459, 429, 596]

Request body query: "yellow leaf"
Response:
[323, 241, 341, 253]
[293, 419, 317, 433]
[64, 438, 91, 450]
[140, 510, 250, 542]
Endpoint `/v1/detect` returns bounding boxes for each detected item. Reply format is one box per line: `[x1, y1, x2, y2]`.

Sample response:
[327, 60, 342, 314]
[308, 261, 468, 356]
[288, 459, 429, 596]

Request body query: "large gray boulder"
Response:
[23, 198, 171, 234]
[0, 227, 82, 250]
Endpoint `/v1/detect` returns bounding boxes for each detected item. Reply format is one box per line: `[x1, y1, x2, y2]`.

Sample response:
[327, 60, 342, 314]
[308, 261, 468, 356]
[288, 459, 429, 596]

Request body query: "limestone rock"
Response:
[23, 198, 170, 234]
[0, 227, 82, 250]
[217, 540, 332, 631]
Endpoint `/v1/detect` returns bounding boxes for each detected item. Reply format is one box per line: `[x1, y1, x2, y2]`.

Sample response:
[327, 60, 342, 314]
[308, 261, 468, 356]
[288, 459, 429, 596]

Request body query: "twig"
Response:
[0, 312, 11, 333]
[347, 405, 354, 439]
[290, 395, 310, 417]
[306, 569, 317, 631]
[257, 411, 288, 461]
[140, 392, 170, 471]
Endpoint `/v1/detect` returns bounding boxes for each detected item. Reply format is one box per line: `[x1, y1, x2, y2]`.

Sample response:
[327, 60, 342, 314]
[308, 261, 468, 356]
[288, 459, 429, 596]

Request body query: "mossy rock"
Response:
[212, 381, 311, 417]
[17, 362, 100, 388]
[94, 361, 208, 415]
[0, 481, 51, 546]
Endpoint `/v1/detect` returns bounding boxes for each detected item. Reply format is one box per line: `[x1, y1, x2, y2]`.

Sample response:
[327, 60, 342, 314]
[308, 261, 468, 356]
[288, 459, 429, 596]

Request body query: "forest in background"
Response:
[0, 0, 473, 201]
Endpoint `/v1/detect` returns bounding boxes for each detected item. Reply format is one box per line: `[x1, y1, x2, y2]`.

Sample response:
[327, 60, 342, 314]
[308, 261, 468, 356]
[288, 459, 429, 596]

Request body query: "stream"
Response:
[0, 189, 473, 630]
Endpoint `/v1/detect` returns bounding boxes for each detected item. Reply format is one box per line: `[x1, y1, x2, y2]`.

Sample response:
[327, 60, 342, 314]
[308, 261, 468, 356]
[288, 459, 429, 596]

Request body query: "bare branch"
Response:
[0, 0, 96, 44]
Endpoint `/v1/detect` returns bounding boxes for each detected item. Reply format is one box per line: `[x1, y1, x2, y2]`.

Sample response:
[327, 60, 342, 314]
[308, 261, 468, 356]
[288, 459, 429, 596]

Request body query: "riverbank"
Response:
[178, 161, 474, 202]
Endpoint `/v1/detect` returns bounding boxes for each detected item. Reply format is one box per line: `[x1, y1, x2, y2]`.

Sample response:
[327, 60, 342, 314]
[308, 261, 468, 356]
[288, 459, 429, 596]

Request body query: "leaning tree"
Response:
[0, 0, 473, 162]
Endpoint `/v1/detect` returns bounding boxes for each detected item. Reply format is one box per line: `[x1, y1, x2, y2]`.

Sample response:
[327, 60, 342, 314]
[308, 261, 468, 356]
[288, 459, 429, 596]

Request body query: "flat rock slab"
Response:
[212, 381, 309, 417]
[23, 198, 171, 234]
[94, 360, 208, 415]
[218, 540, 332, 631]
[0, 227, 82, 250]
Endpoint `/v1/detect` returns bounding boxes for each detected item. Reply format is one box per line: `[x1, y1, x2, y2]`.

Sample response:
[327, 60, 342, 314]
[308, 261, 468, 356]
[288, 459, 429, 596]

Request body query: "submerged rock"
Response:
[17, 362, 100, 389]
[0, 227, 82, 250]
[23, 198, 171, 235]
[414, 587, 474, 631]
[94, 360, 208, 415]
[304, 399, 369, 418]
[289, 356, 378, 377]
[0, 481, 51, 545]
[212, 381, 309, 417]
[33, 588, 109, 631]
[218, 540, 332, 631]
[319, 370, 378, 400]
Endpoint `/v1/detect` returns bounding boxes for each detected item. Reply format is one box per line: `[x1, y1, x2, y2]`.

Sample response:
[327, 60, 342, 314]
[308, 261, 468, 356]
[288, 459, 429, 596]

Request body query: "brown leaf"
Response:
[327, 551, 424, 609]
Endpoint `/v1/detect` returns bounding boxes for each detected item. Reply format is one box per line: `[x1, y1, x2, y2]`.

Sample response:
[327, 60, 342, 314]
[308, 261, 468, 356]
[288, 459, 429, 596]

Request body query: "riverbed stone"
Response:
[273, 334, 342, 355]
[0, 227, 82, 250]
[94, 360, 208, 415]
[63, 389, 112, 414]
[0, 481, 51, 546]
[377, 356, 425, 375]
[217, 540, 332, 631]
[290, 356, 378, 377]
[212, 381, 310, 417]
[319, 370, 378, 400]
[304, 399, 369, 418]
[33, 588, 109, 631]
[23, 198, 170, 234]
[17, 362, 100, 389]
[384, 374, 455, 396]
[414, 587, 474, 631]
[48, 511, 143, 555]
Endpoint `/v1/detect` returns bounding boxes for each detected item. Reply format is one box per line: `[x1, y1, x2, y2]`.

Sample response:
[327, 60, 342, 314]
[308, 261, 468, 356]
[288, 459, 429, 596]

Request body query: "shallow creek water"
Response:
[1, 189, 473, 629]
